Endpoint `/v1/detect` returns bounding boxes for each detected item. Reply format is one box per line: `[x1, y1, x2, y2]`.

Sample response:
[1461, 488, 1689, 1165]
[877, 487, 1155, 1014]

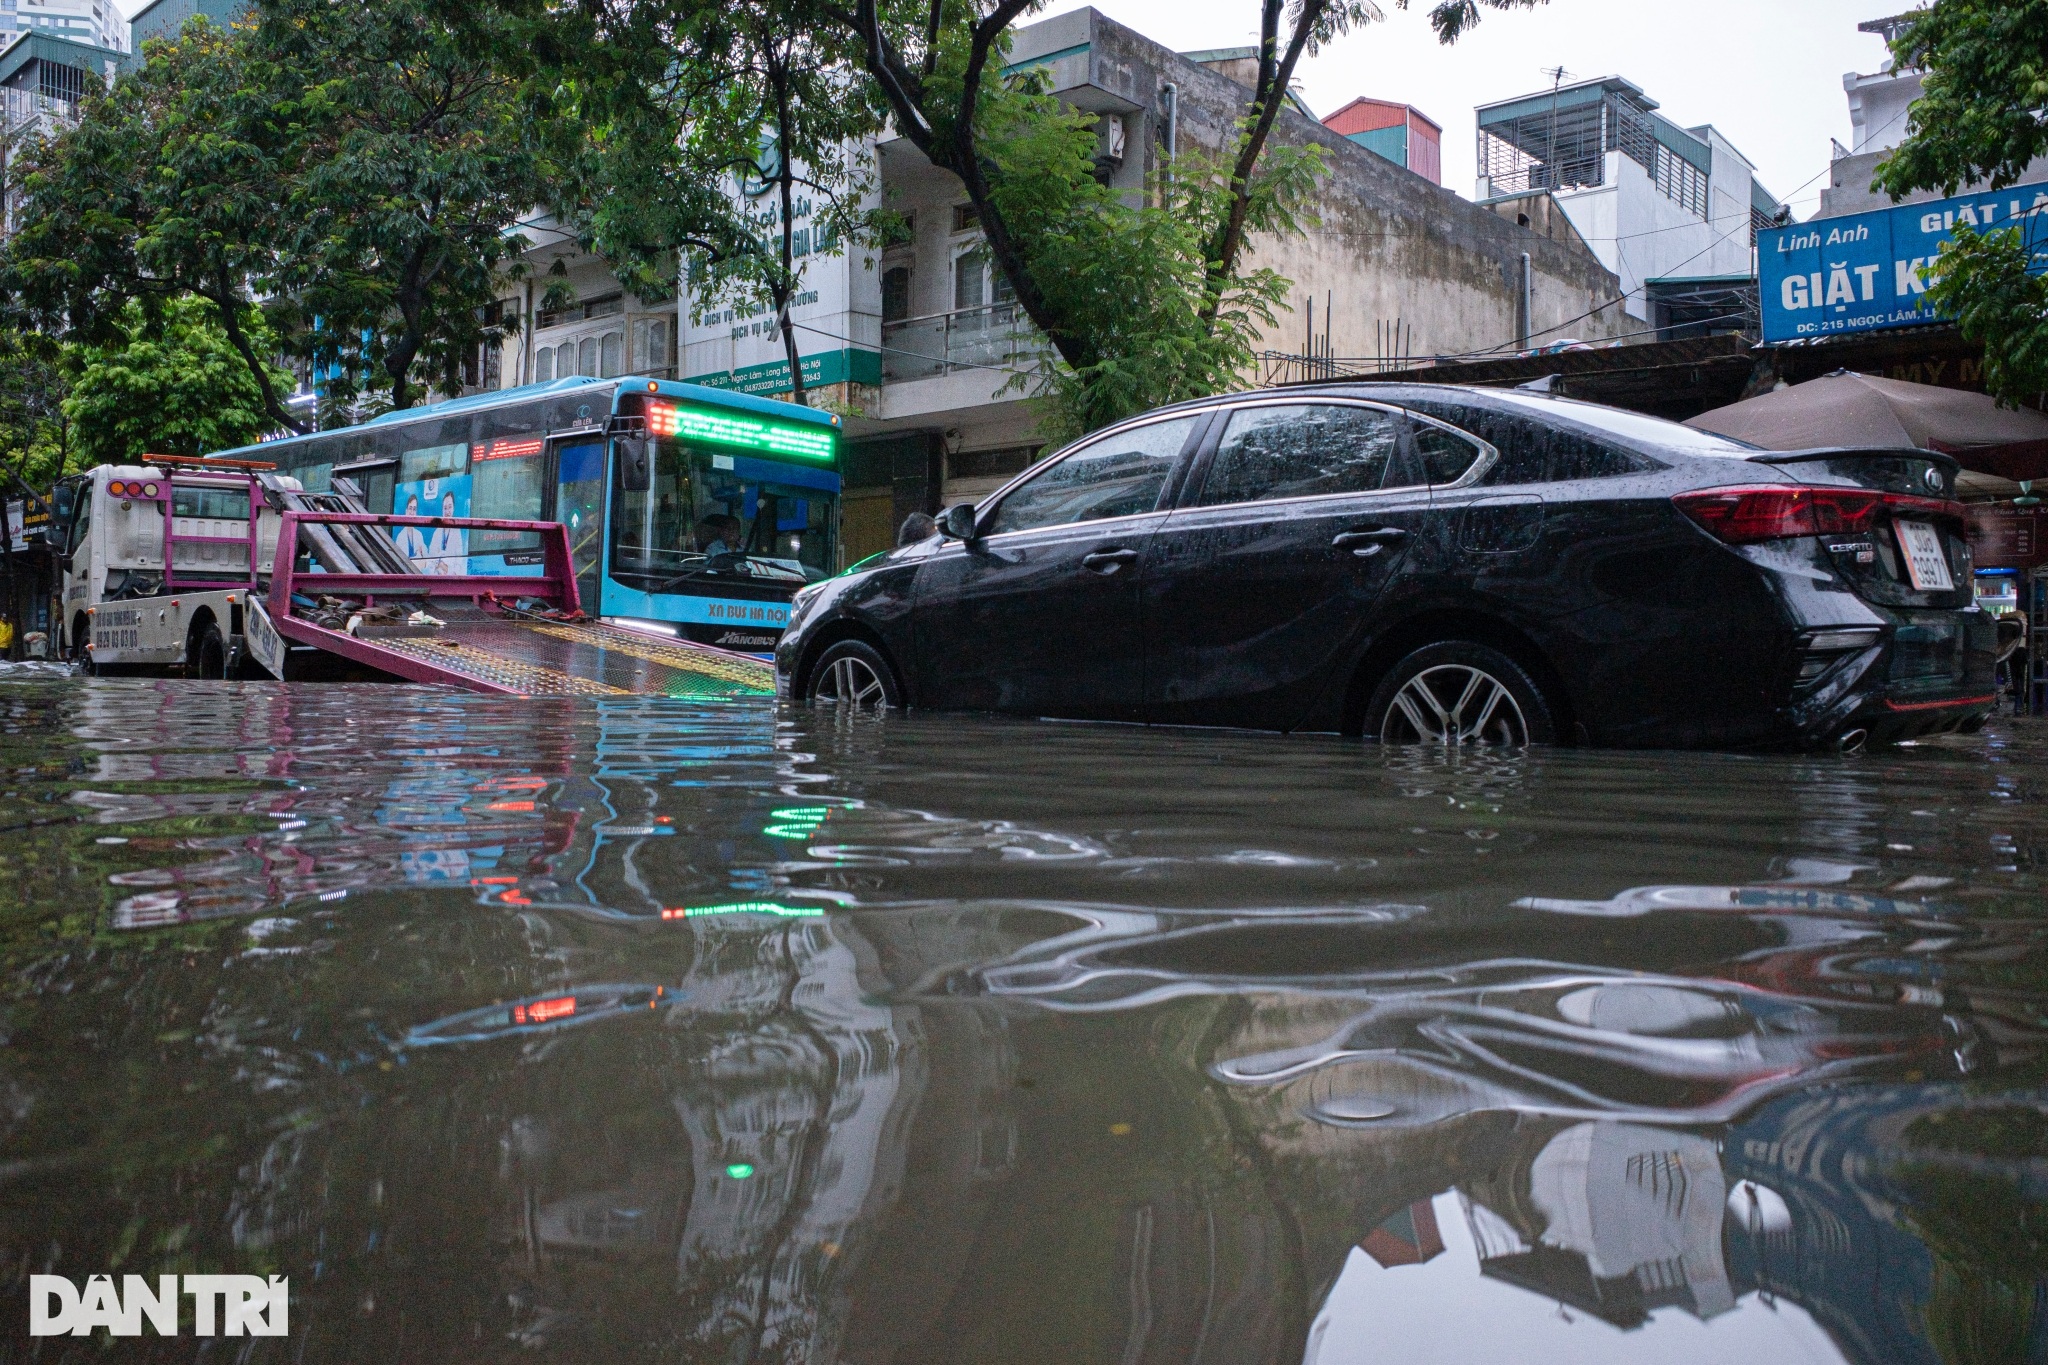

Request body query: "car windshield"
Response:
[610, 438, 837, 593]
[1479, 390, 1764, 455]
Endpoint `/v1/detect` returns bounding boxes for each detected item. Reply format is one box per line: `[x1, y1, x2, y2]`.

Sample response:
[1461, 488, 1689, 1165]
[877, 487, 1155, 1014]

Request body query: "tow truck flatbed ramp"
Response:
[251, 509, 773, 697]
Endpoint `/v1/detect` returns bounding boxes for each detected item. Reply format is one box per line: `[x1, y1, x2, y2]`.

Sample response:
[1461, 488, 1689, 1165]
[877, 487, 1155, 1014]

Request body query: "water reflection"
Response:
[0, 678, 2042, 1362]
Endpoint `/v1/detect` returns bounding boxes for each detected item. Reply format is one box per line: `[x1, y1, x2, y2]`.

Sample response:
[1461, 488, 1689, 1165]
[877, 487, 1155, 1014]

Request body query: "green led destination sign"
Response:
[647, 400, 836, 462]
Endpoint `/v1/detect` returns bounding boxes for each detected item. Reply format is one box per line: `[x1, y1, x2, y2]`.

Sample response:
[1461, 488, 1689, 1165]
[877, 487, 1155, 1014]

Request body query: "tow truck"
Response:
[48, 456, 771, 698]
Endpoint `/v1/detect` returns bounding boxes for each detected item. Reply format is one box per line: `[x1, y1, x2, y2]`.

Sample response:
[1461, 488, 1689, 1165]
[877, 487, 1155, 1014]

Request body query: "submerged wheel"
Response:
[192, 623, 228, 680]
[808, 639, 900, 710]
[1366, 641, 1555, 746]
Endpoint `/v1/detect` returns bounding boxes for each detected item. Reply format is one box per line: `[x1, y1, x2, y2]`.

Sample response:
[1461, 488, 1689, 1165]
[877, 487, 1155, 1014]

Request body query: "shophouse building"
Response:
[1474, 75, 1785, 340]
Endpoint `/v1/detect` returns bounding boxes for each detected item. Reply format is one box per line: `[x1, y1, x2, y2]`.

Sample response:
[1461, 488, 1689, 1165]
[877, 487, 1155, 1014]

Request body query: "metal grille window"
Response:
[1478, 84, 1711, 221]
[38, 61, 85, 104]
[1651, 143, 1708, 218]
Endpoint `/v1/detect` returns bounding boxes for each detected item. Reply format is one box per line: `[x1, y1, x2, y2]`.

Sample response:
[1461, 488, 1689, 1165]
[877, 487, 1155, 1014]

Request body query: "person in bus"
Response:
[696, 514, 744, 559]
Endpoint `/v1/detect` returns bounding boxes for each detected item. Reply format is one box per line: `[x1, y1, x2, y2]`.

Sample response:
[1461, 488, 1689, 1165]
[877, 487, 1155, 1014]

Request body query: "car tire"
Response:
[807, 639, 901, 710]
[1365, 641, 1557, 746]
[193, 623, 228, 680]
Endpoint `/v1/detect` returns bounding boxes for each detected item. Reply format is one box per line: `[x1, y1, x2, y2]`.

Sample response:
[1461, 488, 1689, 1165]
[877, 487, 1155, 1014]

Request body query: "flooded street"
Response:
[0, 676, 2044, 1363]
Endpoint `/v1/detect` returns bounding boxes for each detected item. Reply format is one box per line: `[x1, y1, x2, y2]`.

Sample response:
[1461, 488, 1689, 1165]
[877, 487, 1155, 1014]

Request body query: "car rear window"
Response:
[1395, 400, 1659, 485]
[1480, 391, 1760, 455]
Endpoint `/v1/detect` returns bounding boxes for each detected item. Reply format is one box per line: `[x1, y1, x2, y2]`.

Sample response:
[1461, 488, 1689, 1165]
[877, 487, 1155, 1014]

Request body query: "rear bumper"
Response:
[1781, 609, 1998, 748]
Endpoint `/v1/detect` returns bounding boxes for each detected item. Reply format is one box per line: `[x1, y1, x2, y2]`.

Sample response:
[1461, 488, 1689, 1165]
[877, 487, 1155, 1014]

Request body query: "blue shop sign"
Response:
[1759, 181, 2048, 343]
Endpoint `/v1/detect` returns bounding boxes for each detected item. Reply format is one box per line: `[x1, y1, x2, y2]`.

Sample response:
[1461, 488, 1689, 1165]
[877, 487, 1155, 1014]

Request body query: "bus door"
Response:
[332, 459, 397, 514]
[551, 432, 607, 614]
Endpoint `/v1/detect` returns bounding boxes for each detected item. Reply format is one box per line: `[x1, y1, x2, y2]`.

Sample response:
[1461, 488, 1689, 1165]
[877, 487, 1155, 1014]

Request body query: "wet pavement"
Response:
[0, 673, 2044, 1362]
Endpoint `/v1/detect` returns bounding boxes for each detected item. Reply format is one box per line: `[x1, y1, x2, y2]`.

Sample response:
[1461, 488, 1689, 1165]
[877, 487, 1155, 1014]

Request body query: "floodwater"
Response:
[0, 676, 2044, 1364]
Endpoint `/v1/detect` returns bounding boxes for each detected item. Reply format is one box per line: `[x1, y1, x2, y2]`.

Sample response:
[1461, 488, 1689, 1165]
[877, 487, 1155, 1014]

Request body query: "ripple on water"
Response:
[0, 677, 2042, 1363]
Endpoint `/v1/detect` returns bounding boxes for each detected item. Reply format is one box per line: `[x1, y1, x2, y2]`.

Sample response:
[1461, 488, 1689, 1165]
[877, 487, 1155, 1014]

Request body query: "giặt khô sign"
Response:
[1759, 181, 2048, 344]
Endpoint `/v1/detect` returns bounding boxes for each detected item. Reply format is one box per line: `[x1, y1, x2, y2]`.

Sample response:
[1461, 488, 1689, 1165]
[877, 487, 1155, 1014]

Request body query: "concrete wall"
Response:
[1080, 11, 1625, 361]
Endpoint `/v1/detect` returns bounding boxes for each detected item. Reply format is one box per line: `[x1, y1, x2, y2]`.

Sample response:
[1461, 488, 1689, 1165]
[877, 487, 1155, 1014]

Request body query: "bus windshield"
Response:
[609, 438, 837, 594]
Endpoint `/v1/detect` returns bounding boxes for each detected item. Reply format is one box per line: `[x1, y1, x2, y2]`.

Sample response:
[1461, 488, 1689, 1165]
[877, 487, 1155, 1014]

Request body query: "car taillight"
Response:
[1673, 485, 1964, 544]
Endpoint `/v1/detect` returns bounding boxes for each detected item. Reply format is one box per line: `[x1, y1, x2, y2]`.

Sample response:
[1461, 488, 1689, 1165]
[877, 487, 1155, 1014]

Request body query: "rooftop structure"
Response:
[1475, 74, 1784, 330]
[1322, 97, 1441, 185]
[127, 0, 245, 50]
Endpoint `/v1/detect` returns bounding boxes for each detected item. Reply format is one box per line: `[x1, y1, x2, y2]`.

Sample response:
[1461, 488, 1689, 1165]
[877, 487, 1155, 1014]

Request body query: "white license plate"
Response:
[1893, 519, 1954, 592]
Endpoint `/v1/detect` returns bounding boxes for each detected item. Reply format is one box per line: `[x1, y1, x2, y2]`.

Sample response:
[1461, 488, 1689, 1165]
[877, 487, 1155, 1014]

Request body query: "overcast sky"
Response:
[1040, 0, 1903, 217]
[114, 0, 1901, 220]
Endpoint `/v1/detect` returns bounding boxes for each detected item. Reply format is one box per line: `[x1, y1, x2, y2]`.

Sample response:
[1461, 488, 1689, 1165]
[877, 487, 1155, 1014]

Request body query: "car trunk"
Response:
[1745, 448, 1972, 612]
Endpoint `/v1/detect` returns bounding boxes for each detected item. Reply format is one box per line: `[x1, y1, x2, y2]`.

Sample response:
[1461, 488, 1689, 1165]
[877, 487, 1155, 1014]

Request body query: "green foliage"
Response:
[261, 0, 549, 410]
[61, 297, 292, 464]
[1923, 225, 2048, 400]
[3, 4, 552, 419]
[2, 19, 304, 430]
[1877, 0, 2048, 199]
[0, 330, 72, 493]
[971, 74, 1321, 442]
[1877, 0, 2048, 406]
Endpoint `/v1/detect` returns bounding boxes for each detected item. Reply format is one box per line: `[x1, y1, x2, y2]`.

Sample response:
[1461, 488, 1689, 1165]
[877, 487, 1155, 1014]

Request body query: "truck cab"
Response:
[50, 460, 299, 675]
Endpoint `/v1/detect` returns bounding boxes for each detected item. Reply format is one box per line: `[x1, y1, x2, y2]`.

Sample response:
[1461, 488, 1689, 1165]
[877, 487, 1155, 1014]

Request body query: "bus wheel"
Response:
[193, 623, 229, 680]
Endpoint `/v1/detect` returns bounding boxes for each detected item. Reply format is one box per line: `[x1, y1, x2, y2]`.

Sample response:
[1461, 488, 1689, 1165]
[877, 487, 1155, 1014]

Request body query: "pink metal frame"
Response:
[147, 469, 265, 594]
[265, 512, 582, 692]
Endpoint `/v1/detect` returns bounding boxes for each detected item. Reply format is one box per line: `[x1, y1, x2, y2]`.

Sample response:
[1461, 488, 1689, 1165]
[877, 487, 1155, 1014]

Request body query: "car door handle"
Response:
[1080, 548, 1139, 573]
[1332, 528, 1407, 557]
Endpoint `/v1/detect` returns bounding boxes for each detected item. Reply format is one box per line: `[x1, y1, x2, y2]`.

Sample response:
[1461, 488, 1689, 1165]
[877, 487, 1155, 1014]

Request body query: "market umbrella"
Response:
[1685, 370, 2048, 481]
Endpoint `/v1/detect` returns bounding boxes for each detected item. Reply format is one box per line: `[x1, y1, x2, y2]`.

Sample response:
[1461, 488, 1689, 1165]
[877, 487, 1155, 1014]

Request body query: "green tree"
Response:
[261, 0, 549, 411]
[4, 5, 553, 421]
[61, 296, 293, 465]
[0, 23, 305, 430]
[1876, 0, 2048, 402]
[696, 0, 886, 406]
[0, 329, 71, 493]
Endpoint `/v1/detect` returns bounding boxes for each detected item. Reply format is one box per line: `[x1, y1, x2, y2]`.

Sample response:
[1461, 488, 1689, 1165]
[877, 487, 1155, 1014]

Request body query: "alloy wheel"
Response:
[1383, 664, 1528, 745]
[815, 655, 889, 709]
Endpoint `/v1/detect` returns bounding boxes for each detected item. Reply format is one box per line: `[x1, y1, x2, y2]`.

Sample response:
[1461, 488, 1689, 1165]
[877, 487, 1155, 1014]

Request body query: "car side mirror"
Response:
[616, 437, 652, 493]
[938, 503, 980, 542]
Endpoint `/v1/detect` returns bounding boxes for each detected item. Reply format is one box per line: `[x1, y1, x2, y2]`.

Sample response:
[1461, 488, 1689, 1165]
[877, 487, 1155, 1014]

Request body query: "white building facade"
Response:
[0, 0, 125, 53]
[1475, 76, 1784, 330]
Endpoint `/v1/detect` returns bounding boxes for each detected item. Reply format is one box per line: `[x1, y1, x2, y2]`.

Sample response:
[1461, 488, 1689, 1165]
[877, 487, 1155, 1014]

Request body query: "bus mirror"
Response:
[617, 438, 652, 493]
[938, 503, 980, 542]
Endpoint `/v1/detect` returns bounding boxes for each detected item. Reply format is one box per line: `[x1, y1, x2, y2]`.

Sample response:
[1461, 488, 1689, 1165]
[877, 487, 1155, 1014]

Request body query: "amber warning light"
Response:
[644, 400, 835, 463]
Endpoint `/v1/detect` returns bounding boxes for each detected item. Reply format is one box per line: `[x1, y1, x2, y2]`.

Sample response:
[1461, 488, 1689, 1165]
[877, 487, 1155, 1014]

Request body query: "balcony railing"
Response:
[881, 302, 1048, 383]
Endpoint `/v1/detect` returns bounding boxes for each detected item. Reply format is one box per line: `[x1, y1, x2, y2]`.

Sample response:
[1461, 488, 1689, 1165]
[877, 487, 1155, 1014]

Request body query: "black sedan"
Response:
[776, 384, 1997, 749]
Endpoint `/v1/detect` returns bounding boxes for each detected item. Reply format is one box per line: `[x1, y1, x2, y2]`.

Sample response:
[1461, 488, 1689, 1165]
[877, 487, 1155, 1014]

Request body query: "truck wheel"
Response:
[69, 614, 91, 674]
[193, 623, 228, 680]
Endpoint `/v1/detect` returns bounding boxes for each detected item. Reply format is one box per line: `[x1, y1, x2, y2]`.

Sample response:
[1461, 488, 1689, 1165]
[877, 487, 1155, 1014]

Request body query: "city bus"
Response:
[213, 376, 842, 652]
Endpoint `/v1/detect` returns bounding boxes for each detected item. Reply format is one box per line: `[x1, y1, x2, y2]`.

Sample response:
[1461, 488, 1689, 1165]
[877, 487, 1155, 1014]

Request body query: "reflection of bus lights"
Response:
[662, 902, 823, 919]
[764, 806, 829, 840]
[511, 995, 577, 1025]
[726, 1163, 755, 1179]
